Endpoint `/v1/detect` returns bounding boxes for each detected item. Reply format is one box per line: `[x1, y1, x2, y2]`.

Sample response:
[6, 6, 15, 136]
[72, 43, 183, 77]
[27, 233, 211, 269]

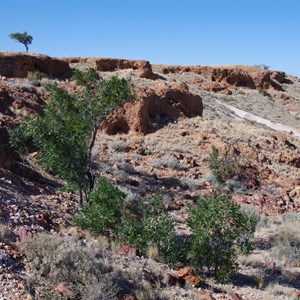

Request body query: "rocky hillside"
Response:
[0, 52, 299, 299]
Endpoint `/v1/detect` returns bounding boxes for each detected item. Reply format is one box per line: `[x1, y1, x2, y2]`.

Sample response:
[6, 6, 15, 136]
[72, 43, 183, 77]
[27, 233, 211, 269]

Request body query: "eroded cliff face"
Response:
[0, 52, 287, 90]
[100, 82, 203, 135]
[0, 52, 72, 78]
[153, 64, 286, 92]
[62, 57, 159, 79]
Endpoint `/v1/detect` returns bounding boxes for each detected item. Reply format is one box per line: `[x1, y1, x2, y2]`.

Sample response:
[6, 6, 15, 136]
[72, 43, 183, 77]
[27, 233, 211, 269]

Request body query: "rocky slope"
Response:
[0, 52, 300, 299]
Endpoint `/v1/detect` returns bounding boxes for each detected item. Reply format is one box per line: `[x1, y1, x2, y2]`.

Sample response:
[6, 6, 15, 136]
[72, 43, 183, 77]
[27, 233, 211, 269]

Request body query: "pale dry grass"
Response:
[265, 283, 296, 300]
[255, 212, 300, 267]
[147, 245, 159, 260]
[238, 252, 266, 268]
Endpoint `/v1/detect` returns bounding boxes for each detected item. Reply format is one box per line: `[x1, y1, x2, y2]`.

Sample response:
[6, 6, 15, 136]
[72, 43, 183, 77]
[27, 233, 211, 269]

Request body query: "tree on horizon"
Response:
[9, 32, 33, 53]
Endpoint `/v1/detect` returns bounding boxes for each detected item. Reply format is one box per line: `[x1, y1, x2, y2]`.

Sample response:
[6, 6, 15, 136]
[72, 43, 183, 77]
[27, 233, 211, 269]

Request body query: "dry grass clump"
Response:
[265, 283, 296, 300]
[256, 212, 300, 267]
[19, 233, 121, 299]
[108, 140, 129, 152]
[271, 242, 300, 267]
[19, 230, 178, 300]
[150, 155, 187, 171]
[134, 282, 159, 300]
[147, 244, 160, 260]
[238, 252, 266, 268]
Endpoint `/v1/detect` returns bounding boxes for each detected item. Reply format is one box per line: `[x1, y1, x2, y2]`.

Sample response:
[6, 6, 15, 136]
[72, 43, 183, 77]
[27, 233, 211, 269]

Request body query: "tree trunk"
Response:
[79, 190, 83, 206]
[86, 119, 99, 191]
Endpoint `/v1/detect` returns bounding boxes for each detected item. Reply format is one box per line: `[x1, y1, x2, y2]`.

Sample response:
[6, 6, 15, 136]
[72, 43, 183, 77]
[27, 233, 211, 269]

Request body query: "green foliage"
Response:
[75, 177, 126, 236]
[187, 193, 257, 282]
[119, 194, 178, 264]
[9, 32, 33, 52]
[27, 70, 47, 81]
[76, 179, 179, 264]
[71, 68, 99, 90]
[96, 75, 135, 117]
[8, 115, 34, 155]
[9, 70, 134, 203]
[208, 146, 239, 185]
[10, 84, 91, 193]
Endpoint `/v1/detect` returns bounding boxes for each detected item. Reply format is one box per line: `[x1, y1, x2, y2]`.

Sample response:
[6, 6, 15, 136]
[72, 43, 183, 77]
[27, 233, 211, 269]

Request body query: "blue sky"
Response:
[1, 0, 300, 76]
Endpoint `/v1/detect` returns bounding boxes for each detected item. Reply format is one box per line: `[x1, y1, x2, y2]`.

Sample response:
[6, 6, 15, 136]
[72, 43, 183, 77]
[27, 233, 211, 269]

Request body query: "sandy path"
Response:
[217, 100, 300, 139]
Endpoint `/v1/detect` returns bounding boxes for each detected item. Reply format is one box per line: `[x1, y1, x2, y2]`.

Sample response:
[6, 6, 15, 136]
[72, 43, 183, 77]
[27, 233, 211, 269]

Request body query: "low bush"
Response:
[271, 241, 300, 267]
[75, 177, 126, 237]
[187, 193, 257, 282]
[118, 194, 179, 264]
[151, 155, 187, 171]
[19, 233, 119, 299]
[109, 140, 129, 152]
[27, 70, 47, 81]
[76, 178, 180, 264]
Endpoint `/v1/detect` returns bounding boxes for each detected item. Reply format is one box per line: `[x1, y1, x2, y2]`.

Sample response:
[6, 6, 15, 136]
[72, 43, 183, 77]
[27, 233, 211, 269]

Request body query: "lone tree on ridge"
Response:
[9, 32, 33, 52]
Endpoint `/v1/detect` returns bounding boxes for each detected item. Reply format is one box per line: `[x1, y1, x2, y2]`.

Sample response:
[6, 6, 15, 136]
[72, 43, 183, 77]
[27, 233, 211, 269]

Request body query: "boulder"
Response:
[196, 290, 215, 300]
[100, 82, 203, 135]
[229, 292, 243, 300]
[178, 267, 202, 287]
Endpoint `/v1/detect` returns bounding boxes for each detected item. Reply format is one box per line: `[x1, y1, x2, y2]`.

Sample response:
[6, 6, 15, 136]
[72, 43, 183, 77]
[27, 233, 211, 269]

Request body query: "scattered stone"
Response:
[54, 282, 75, 298]
[165, 272, 185, 287]
[196, 290, 215, 300]
[178, 267, 202, 287]
[229, 292, 243, 300]
[266, 261, 276, 269]
[119, 245, 137, 257]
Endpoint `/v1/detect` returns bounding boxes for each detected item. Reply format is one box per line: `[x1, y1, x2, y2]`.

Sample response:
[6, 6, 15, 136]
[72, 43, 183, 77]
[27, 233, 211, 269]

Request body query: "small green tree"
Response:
[9, 32, 33, 52]
[187, 193, 257, 282]
[9, 69, 135, 204]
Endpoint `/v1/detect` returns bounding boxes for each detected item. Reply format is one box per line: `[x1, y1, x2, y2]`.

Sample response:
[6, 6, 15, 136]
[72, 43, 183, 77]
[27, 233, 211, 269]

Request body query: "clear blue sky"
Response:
[1, 0, 299, 76]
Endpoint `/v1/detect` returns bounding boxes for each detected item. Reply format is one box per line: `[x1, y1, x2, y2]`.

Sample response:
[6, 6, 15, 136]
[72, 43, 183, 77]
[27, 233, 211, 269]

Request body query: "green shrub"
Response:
[208, 146, 239, 185]
[187, 193, 257, 282]
[118, 194, 179, 264]
[76, 180, 179, 264]
[27, 70, 47, 81]
[75, 177, 126, 237]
